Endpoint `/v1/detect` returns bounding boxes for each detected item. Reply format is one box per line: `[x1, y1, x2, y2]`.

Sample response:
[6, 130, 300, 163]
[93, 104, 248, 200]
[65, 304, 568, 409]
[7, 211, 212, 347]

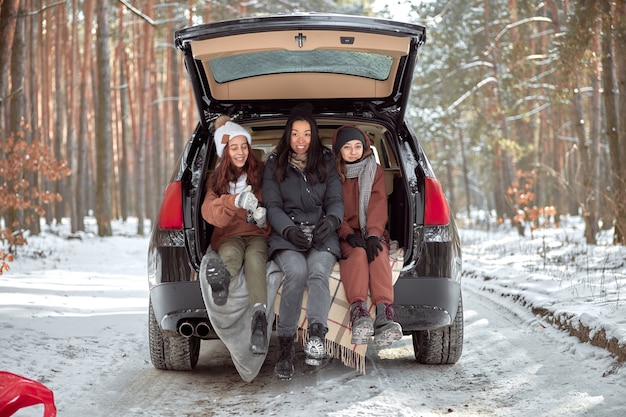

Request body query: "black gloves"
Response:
[285, 227, 311, 249]
[365, 236, 383, 262]
[345, 233, 366, 248]
[285, 216, 339, 249]
[313, 216, 339, 245]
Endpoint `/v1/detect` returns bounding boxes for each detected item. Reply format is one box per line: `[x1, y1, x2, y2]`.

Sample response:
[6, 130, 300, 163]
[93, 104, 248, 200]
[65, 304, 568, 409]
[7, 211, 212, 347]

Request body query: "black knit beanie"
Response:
[333, 126, 366, 154]
[287, 102, 316, 126]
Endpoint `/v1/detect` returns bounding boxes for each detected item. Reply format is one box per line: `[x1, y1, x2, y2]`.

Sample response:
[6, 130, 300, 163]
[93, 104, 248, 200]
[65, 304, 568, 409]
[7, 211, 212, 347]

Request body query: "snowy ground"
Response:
[460, 216, 626, 364]
[1, 216, 624, 416]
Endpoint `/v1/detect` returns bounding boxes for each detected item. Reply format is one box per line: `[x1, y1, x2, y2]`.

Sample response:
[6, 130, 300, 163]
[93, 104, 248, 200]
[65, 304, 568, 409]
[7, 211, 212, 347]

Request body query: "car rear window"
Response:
[208, 50, 393, 83]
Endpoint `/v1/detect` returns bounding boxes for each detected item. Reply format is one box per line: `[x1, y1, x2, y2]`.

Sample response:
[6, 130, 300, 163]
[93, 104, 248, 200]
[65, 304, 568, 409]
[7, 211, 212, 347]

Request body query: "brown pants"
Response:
[338, 239, 393, 306]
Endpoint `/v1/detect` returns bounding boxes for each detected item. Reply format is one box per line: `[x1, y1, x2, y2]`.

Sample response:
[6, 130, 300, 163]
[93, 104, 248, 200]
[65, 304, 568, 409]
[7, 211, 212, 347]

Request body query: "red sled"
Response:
[0, 371, 56, 417]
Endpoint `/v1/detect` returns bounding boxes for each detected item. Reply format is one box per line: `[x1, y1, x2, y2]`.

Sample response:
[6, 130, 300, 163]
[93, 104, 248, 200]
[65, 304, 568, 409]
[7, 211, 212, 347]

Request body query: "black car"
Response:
[147, 13, 463, 371]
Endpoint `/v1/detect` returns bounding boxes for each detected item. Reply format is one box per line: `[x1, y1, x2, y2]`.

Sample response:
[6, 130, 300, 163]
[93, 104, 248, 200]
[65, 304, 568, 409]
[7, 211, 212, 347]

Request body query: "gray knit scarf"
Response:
[344, 155, 377, 237]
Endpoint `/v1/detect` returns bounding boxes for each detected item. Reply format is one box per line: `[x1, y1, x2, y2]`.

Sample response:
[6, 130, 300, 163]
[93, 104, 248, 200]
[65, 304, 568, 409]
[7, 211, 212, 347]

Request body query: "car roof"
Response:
[175, 13, 426, 130]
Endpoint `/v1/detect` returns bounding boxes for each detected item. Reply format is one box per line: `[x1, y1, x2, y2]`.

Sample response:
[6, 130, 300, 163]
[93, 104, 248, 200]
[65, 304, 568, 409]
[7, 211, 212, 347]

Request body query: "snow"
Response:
[461, 217, 626, 348]
[372, 0, 417, 22]
[1, 215, 624, 416]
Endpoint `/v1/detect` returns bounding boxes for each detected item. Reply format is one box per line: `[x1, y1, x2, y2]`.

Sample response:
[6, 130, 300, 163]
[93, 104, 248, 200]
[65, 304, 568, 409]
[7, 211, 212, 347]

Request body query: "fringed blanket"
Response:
[273, 242, 404, 374]
[201, 243, 403, 381]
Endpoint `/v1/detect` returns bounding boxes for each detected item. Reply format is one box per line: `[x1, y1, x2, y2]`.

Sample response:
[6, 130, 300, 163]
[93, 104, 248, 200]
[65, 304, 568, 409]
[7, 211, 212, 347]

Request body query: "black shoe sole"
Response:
[250, 331, 268, 355]
[274, 364, 294, 380]
[204, 253, 230, 306]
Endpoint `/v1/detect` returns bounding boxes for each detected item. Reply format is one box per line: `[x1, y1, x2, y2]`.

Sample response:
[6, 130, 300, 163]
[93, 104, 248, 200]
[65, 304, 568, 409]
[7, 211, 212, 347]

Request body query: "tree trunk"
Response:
[53, 5, 65, 224]
[135, 0, 156, 237]
[67, 0, 79, 234]
[572, 85, 596, 244]
[118, 53, 131, 221]
[603, 0, 624, 244]
[75, 0, 95, 232]
[0, 0, 20, 138]
[458, 117, 472, 219]
[443, 131, 456, 216]
[8, 1, 24, 137]
[95, 0, 112, 236]
[27, 0, 42, 234]
[589, 22, 602, 240]
[612, 0, 626, 244]
[7, 0, 25, 231]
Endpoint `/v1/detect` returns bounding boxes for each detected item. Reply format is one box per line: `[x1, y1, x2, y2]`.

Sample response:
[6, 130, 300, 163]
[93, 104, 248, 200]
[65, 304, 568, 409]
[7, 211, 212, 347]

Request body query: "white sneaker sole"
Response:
[304, 336, 325, 366]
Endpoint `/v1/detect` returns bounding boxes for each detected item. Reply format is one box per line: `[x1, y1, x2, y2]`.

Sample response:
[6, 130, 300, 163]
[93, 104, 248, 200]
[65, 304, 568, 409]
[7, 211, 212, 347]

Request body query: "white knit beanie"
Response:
[213, 120, 252, 158]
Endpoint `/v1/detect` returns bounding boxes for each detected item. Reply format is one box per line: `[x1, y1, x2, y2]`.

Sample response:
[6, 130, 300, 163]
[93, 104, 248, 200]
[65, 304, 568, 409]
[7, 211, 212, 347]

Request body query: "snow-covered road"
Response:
[2, 221, 624, 416]
[84, 282, 622, 417]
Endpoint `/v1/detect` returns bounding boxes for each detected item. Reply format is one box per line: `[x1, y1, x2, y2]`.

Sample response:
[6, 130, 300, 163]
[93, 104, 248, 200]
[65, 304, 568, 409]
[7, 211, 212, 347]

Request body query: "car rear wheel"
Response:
[149, 299, 200, 370]
[412, 294, 463, 364]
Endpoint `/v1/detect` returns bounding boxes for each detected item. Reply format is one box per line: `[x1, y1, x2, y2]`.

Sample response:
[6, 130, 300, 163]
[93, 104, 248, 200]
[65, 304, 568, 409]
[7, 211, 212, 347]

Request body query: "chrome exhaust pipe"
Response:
[195, 322, 211, 338]
[178, 321, 194, 338]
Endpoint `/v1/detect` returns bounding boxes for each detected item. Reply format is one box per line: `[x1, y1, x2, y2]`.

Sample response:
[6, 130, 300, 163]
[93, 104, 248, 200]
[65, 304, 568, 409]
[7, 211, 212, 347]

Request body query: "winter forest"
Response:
[1, 0, 626, 273]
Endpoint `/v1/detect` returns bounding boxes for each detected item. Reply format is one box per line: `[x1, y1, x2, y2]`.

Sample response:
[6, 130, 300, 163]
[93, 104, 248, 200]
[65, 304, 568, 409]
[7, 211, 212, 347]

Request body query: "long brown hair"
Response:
[207, 116, 263, 196]
[208, 147, 263, 196]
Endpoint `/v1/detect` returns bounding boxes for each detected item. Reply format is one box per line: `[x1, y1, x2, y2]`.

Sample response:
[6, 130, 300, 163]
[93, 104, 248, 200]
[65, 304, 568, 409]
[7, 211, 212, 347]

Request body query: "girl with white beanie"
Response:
[201, 115, 271, 354]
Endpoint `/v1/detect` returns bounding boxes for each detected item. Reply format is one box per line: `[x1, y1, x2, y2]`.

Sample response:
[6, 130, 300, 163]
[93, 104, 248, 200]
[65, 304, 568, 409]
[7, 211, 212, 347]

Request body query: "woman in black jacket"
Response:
[263, 103, 344, 379]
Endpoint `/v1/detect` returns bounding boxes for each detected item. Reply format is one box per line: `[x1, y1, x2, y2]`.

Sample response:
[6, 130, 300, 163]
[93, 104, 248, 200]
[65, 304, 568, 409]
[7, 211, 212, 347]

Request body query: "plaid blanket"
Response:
[273, 242, 404, 374]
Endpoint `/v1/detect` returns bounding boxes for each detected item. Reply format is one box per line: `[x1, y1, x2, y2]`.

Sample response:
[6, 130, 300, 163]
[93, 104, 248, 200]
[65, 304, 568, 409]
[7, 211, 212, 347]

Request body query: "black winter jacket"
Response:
[262, 149, 344, 259]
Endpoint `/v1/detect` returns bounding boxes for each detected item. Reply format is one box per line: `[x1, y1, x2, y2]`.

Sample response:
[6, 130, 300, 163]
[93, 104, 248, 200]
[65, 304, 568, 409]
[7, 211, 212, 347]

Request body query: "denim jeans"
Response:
[273, 248, 335, 337]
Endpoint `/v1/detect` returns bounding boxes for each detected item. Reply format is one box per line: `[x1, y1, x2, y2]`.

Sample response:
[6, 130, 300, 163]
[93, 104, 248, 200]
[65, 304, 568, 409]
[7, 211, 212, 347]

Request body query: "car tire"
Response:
[148, 299, 200, 370]
[412, 294, 463, 364]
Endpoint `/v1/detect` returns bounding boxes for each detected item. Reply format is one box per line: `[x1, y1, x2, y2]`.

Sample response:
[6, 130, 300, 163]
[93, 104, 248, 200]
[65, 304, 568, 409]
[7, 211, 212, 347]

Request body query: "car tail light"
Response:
[158, 181, 183, 230]
[424, 177, 450, 226]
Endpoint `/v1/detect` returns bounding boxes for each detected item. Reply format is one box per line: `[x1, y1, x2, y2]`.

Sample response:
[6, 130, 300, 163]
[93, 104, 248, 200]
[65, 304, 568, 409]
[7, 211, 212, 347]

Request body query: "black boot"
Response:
[275, 336, 295, 379]
[250, 304, 268, 355]
[304, 323, 327, 366]
[203, 250, 231, 306]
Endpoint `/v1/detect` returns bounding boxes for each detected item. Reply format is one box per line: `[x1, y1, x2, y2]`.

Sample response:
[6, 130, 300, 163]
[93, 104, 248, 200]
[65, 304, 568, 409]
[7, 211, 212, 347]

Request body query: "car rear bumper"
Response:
[150, 269, 461, 334]
[150, 281, 207, 333]
[393, 277, 461, 331]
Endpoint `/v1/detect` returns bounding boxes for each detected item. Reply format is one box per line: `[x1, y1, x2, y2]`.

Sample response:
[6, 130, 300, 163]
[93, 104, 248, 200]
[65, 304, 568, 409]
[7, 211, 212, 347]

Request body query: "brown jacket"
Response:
[337, 164, 389, 241]
[201, 180, 271, 249]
